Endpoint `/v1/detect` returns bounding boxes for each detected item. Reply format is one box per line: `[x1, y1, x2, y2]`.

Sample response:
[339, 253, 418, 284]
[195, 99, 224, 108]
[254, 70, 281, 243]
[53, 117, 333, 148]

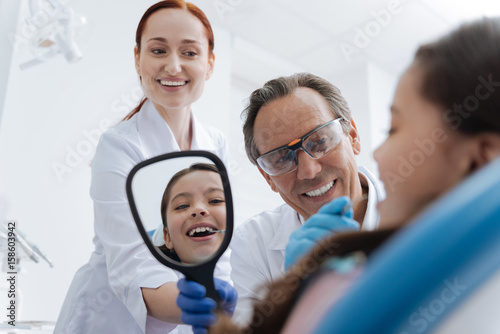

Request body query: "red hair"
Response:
[123, 0, 215, 121]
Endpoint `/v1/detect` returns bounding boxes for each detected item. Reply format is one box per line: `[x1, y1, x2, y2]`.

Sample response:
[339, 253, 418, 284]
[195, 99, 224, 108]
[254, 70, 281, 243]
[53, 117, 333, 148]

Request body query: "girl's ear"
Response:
[468, 133, 500, 173]
[163, 228, 174, 250]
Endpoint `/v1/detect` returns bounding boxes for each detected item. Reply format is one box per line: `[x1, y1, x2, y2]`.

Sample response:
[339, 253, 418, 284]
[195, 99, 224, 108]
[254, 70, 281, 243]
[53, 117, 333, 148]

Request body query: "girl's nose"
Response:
[191, 209, 207, 218]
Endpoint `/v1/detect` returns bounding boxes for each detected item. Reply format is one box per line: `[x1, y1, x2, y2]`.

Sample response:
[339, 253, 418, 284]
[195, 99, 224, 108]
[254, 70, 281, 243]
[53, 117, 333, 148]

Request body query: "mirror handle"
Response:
[183, 269, 221, 306]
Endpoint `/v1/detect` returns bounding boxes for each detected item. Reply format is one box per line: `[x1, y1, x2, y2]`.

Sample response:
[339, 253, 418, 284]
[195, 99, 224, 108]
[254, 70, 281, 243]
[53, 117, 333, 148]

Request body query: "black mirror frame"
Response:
[126, 150, 234, 301]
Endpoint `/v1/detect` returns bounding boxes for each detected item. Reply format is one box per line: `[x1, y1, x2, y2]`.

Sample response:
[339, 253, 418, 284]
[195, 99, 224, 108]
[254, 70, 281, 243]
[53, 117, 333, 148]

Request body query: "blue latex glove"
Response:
[284, 196, 360, 271]
[177, 278, 237, 334]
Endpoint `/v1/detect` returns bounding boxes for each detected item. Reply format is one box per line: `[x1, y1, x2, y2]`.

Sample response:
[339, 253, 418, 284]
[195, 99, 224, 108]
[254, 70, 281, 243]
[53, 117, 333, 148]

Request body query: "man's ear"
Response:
[468, 133, 500, 172]
[348, 118, 361, 155]
[258, 166, 279, 193]
[163, 228, 174, 250]
[205, 53, 215, 80]
[134, 46, 141, 76]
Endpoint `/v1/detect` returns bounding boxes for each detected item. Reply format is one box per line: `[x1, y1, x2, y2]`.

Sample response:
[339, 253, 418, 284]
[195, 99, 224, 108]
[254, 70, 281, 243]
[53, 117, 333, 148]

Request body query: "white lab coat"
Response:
[229, 166, 383, 325]
[54, 100, 231, 334]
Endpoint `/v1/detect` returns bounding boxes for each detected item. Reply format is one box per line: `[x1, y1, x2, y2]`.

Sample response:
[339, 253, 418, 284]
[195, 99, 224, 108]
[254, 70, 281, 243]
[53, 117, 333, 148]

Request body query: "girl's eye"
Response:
[174, 204, 189, 210]
[184, 51, 197, 57]
[209, 199, 224, 205]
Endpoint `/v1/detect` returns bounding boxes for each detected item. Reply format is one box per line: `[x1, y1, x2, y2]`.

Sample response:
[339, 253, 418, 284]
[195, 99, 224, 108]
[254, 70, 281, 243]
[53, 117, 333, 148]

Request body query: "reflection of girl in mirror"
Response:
[193, 17, 500, 334]
[159, 163, 226, 264]
[54, 1, 231, 333]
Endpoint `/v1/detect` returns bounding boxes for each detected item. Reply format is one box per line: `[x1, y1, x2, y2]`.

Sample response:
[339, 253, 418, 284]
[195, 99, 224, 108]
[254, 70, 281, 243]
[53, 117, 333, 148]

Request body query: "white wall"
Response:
[228, 78, 286, 226]
[0, 0, 21, 128]
[367, 61, 400, 174]
[0, 0, 135, 323]
[0, 0, 398, 324]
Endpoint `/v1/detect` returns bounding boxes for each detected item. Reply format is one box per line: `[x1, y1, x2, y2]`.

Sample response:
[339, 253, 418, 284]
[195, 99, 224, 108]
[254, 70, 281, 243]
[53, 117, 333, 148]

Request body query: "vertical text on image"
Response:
[5, 220, 18, 326]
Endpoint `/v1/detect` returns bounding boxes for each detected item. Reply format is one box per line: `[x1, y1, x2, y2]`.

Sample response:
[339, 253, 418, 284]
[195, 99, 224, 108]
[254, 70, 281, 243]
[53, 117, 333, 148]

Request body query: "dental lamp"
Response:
[19, 0, 87, 70]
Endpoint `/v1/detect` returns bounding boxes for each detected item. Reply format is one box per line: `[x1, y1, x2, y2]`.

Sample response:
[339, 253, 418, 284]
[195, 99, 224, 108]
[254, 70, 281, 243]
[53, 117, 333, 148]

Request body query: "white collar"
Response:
[358, 166, 382, 231]
[136, 100, 216, 158]
[267, 205, 303, 251]
[191, 113, 217, 152]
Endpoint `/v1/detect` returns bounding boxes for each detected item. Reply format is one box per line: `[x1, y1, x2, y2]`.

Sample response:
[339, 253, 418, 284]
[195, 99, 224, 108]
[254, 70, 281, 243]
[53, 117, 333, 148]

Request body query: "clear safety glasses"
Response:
[256, 118, 344, 176]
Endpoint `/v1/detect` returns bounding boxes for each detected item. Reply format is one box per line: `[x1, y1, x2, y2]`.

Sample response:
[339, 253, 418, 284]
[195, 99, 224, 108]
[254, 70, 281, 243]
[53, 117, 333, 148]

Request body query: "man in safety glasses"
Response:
[230, 72, 384, 325]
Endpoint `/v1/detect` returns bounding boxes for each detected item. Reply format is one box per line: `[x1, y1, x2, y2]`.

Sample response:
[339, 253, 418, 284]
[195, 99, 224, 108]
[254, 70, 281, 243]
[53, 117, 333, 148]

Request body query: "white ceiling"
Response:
[9, 0, 500, 90]
[193, 0, 500, 86]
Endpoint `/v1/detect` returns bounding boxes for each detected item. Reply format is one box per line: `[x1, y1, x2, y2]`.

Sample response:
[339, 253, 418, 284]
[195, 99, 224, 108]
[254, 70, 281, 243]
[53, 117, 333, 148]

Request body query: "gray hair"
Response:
[241, 72, 353, 165]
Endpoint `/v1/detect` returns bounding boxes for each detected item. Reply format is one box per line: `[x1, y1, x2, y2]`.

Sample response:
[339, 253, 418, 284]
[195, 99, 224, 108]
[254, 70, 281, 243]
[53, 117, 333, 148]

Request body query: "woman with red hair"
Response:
[54, 1, 234, 333]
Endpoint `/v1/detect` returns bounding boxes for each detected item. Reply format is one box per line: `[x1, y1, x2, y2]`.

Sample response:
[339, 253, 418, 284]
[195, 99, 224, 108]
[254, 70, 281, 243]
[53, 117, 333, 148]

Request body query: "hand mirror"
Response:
[126, 151, 233, 302]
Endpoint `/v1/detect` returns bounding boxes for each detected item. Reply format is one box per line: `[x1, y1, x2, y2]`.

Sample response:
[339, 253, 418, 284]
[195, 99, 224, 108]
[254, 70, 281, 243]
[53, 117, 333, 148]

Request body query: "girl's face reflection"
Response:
[374, 65, 472, 228]
[164, 170, 226, 264]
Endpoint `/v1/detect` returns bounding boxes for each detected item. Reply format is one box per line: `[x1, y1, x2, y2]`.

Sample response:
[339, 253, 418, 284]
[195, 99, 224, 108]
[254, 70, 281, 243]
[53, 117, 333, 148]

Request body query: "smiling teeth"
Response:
[188, 226, 215, 237]
[160, 80, 187, 87]
[305, 181, 335, 197]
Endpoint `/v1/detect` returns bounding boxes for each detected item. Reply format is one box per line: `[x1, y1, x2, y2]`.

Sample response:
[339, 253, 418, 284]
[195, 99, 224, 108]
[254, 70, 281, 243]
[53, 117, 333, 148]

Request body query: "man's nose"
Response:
[296, 150, 322, 180]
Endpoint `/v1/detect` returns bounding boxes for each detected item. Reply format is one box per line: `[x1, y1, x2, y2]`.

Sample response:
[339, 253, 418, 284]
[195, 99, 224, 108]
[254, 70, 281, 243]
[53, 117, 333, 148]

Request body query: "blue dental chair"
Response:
[306, 157, 500, 333]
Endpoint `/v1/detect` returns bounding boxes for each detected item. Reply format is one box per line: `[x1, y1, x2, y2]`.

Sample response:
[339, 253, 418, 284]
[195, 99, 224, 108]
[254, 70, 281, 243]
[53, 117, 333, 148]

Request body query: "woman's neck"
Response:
[154, 103, 193, 151]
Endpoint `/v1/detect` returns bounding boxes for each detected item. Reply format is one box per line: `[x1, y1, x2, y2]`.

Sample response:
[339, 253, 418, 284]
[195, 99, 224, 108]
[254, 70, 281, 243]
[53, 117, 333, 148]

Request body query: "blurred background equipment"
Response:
[19, 0, 88, 70]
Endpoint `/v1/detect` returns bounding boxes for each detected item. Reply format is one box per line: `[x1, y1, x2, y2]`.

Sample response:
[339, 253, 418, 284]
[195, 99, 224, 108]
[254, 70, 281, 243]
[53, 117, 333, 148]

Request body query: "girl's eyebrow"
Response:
[170, 192, 191, 203]
[171, 188, 223, 203]
[204, 187, 224, 195]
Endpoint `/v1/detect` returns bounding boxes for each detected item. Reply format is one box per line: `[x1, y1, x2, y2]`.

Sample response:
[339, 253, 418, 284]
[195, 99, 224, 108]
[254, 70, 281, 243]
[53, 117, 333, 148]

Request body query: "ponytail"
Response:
[122, 97, 148, 121]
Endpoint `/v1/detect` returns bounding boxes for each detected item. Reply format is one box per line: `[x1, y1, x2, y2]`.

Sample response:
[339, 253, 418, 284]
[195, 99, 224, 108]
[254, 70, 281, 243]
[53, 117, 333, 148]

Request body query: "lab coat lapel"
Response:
[137, 100, 218, 159]
[191, 115, 217, 153]
[136, 100, 181, 159]
[358, 166, 382, 231]
[268, 206, 304, 274]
